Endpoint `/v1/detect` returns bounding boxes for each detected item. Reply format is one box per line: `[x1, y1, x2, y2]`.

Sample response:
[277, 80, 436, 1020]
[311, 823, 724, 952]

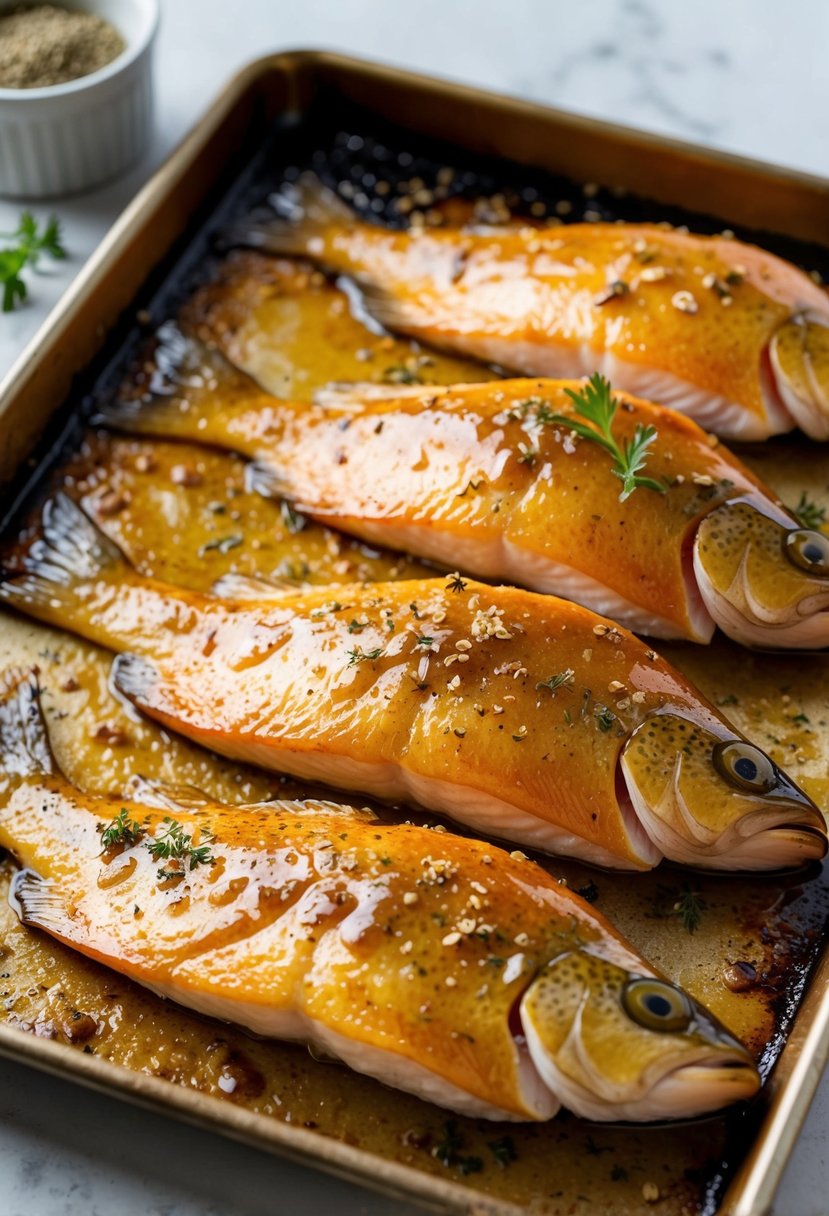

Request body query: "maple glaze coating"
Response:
[238, 175, 829, 440]
[0, 671, 760, 1122]
[1, 495, 823, 871]
[105, 329, 789, 642]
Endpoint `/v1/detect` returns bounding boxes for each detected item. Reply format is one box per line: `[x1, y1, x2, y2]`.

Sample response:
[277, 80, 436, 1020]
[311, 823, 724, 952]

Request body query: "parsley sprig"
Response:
[547, 374, 666, 502]
[0, 212, 66, 312]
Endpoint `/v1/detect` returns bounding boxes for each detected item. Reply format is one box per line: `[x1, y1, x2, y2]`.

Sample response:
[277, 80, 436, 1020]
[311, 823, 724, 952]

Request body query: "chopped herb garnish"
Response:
[280, 502, 307, 534]
[790, 491, 827, 531]
[415, 635, 434, 648]
[536, 668, 575, 695]
[446, 572, 467, 593]
[146, 816, 216, 874]
[0, 212, 66, 312]
[610, 1164, 629, 1182]
[488, 1136, 517, 1168]
[347, 619, 367, 633]
[433, 1121, 483, 1175]
[199, 534, 243, 556]
[347, 646, 384, 666]
[98, 807, 143, 848]
[382, 364, 422, 385]
[594, 704, 616, 732]
[548, 374, 666, 502]
[792, 711, 811, 726]
[517, 443, 537, 466]
[648, 882, 706, 933]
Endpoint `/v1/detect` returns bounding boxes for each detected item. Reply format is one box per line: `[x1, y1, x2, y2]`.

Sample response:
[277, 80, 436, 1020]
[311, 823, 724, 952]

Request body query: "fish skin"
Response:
[1, 494, 824, 872]
[102, 325, 802, 644]
[230, 174, 829, 440]
[0, 669, 761, 1122]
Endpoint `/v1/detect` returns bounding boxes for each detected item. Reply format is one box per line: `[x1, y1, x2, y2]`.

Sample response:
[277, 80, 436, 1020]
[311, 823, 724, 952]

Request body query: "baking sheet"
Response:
[0, 59, 827, 1215]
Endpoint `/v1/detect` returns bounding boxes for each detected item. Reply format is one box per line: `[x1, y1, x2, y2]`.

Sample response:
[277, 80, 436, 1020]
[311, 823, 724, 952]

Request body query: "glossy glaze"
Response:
[2, 496, 824, 871]
[238, 175, 829, 439]
[104, 329, 816, 643]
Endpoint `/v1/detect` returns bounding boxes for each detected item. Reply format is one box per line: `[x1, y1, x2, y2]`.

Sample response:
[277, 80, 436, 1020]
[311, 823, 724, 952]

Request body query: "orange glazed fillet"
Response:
[102, 326, 829, 648]
[230, 174, 829, 441]
[0, 670, 760, 1122]
[1, 495, 824, 873]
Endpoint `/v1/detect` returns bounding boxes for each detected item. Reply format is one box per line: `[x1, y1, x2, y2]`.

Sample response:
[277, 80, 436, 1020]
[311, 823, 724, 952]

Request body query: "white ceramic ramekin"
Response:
[0, 0, 158, 198]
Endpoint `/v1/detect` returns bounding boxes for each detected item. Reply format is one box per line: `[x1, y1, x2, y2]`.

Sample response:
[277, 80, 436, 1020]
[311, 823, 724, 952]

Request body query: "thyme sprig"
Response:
[790, 491, 827, 531]
[147, 816, 216, 877]
[547, 374, 666, 502]
[98, 807, 143, 848]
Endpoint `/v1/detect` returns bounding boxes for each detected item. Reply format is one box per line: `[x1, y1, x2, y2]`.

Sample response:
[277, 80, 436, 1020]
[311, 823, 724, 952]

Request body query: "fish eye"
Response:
[785, 528, 829, 577]
[713, 741, 778, 793]
[622, 979, 693, 1033]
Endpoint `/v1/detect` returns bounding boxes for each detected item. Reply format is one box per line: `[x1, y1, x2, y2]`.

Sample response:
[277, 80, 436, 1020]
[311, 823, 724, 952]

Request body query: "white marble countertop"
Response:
[0, 1, 826, 1213]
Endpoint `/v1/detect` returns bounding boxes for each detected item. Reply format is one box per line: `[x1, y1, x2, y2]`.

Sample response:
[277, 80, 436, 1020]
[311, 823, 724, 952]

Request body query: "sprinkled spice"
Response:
[0, 4, 124, 89]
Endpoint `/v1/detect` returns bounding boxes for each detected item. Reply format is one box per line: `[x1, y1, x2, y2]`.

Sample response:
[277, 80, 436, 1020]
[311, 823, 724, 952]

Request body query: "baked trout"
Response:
[102, 326, 829, 647]
[1, 495, 824, 872]
[0, 669, 760, 1121]
[230, 174, 829, 441]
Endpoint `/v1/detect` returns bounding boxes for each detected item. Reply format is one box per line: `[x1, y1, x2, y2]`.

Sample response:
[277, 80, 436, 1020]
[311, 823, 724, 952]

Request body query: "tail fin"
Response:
[0, 493, 125, 617]
[0, 668, 54, 788]
[95, 322, 253, 440]
[111, 652, 158, 706]
[222, 172, 356, 258]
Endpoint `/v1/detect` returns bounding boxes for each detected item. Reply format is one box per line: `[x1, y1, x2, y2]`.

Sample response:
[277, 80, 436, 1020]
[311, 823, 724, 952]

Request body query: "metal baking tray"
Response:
[1, 51, 828, 1216]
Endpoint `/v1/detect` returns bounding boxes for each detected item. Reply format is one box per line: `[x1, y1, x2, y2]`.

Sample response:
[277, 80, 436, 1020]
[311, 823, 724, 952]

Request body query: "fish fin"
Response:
[222, 172, 356, 257]
[111, 653, 158, 706]
[128, 775, 212, 811]
[95, 322, 248, 438]
[211, 572, 302, 601]
[0, 668, 54, 784]
[313, 381, 443, 408]
[350, 278, 429, 337]
[0, 493, 126, 615]
[269, 799, 379, 821]
[9, 869, 78, 938]
[244, 459, 293, 501]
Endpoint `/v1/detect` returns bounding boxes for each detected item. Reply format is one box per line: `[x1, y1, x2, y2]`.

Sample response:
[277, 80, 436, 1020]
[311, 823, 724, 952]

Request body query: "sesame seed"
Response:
[671, 290, 698, 314]
[514, 932, 530, 946]
[458, 918, 477, 934]
[456, 639, 472, 651]
[445, 976, 457, 987]
[403, 892, 418, 906]
[593, 624, 610, 636]
[640, 265, 669, 282]
[400, 940, 413, 954]
[510, 850, 529, 862]
[443, 931, 462, 947]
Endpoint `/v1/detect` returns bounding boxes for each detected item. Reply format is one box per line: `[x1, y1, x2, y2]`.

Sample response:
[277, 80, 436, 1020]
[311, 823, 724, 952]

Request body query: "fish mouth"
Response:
[619, 747, 827, 871]
[768, 314, 829, 440]
[693, 501, 829, 650]
[638, 1056, 760, 1121]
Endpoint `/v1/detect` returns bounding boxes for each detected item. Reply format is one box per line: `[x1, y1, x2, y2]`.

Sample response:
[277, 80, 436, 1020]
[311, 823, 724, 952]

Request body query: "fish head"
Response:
[620, 712, 826, 869]
[693, 499, 829, 648]
[519, 949, 759, 1121]
[769, 314, 829, 439]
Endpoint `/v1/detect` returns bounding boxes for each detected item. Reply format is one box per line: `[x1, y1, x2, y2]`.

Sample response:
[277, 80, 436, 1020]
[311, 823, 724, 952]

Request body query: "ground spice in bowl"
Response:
[0, 4, 124, 88]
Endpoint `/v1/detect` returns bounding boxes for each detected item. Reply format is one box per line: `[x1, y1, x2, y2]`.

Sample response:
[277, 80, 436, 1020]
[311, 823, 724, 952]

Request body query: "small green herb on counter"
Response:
[547, 374, 666, 501]
[0, 212, 66, 312]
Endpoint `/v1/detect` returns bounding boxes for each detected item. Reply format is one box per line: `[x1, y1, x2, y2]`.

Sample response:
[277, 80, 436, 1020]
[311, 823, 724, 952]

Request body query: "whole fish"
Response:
[230, 174, 829, 441]
[0, 669, 760, 1122]
[1, 494, 824, 872]
[103, 326, 829, 648]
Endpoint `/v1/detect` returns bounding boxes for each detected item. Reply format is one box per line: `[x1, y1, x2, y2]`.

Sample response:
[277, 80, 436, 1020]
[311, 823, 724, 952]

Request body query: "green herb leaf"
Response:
[98, 807, 143, 848]
[0, 212, 66, 313]
[487, 1136, 517, 1168]
[790, 491, 827, 531]
[198, 534, 243, 556]
[146, 816, 215, 874]
[546, 374, 666, 502]
[347, 646, 384, 666]
[536, 668, 575, 695]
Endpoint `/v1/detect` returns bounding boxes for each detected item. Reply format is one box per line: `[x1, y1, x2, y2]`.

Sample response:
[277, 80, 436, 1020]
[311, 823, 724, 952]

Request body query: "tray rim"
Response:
[0, 47, 828, 1216]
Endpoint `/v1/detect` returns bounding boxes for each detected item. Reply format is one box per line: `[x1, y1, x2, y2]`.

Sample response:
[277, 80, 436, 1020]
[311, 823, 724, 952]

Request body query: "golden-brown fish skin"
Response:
[102, 326, 802, 644]
[1, 495, 824, 872]
[0, 669, 761, 1122]
[233, 174, 829, 440]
